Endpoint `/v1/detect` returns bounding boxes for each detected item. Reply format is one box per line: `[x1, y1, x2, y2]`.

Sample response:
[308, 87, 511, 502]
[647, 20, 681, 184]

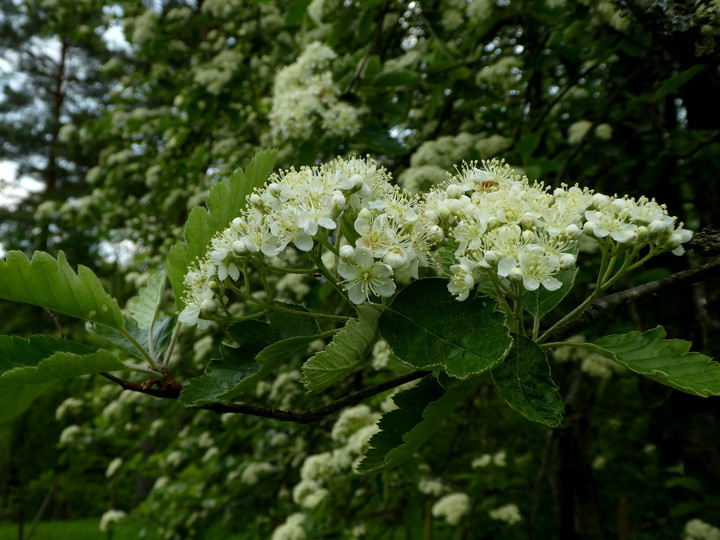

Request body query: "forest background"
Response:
[0, 0, 719, 538]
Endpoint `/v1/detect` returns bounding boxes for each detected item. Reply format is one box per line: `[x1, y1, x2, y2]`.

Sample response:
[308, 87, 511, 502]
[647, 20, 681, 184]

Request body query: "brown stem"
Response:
[101, 370, 430, 424]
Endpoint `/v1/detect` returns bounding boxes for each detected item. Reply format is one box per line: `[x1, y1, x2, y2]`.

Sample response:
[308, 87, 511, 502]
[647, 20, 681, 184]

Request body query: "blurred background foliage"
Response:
[0, 0, 719, 538]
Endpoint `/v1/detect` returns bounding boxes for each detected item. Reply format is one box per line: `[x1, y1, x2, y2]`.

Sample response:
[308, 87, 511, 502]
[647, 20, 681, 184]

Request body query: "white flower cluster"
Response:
[488, 503, 522, 525]
[179, 157, 435, 327]
[269, 42, 361, 142]
[685, 518, 720, 540]
[431, 492, 471, 526]
[180, 157, 693, 326]
[420, 160, 692, 302]
[271, 513, 306, 540]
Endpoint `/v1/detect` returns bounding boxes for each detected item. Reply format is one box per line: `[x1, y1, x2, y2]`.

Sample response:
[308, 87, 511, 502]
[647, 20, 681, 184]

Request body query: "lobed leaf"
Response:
[379, 278, 513, 379]
[0, 251, 124, 328]
[587, 327, 720, 398]
[491, 335, 564, 427]
[0, 335, 125, 422]
[167, 149, 277, 309]
[356, 376, 471, 474]
[302, 304, 381, 393]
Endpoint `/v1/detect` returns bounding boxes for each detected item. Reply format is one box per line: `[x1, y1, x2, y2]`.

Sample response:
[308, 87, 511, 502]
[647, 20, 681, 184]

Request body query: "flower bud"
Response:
[648, 220, 669, 234]
[339, 245, 355, 259]
[592, 193, 610, 207]
[357, 208, 372, 221]
[232, 240, 247, 256]
[383, 250, 407, 269]
[565, 224, 580, 237]
[559, 253, 576, 268]
[522, 230, 535, 242]
[446, 184, 464, 198]
[200, 299, 217, 314]
[484, 250, 499, 265]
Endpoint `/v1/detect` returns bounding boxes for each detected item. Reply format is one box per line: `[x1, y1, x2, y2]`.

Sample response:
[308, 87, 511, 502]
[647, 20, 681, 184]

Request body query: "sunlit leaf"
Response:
[587, 327, 720, 397]
[302, 304, 380, 393]
[0, 251, 123, 328]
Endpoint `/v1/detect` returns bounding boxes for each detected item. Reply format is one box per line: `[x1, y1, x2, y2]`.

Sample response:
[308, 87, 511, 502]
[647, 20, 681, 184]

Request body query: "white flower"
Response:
[584, 210, 637, 243]
[337, 247, 396, 304]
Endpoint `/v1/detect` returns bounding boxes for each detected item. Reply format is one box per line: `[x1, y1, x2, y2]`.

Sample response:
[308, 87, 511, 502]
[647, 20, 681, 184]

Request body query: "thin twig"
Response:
[544, 258, 720, 342]
[101, 369, 430, 424]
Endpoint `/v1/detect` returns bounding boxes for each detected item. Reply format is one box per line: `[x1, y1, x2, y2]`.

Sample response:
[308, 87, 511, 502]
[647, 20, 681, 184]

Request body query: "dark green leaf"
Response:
[0, 335, 124, 422]
[523, 266, 577, 318]
[356, 376, 471, 473]
[354, 130, 407, 155]
[656, 65, 706, 99]
[491, 335, 563, 427]
[380, 278, 512, 379]
[371, 69, 421, 87]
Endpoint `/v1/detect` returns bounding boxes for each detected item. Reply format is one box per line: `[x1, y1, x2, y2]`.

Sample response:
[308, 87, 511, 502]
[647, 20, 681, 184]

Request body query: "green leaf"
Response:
[87, 316, 174, 361]
[371, 69, 421, 87]
[587, 327, 720, 397]
[517, 132, 541, 162]
[127, 269, 166, 331]
[354, 130, 407, 155]
[266, 305, 321, 339]
[167, 149, 277, 309]
[379, 278, 513, 379]
[0, 251, 124, 328]
[179, 321, 278, 406]
[656, 65, 706, 99]
[491, 335, 563, 427]
[523, 266, 578, 318]
[356, 376, 471, 474]
[302, 304, 380, 393]
[179, 317, 319, 406]
[0, 335, 125, 422]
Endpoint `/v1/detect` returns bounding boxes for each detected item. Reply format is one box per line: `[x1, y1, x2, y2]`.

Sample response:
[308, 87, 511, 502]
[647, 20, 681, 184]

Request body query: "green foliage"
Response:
[302, 304, 380, 393]
[0, 335, 123, 422]
[379, 278, 513, 379]
[356, 376, 471, 474]
[523, 266, 578, 318]
[127, 270, 167, 331]
[180, 312, 321, 406]
[167, 149, 277, 309]
[0, 251, 124, 328]
[588, 327, 720, 398]
[491, 335, 564, 427]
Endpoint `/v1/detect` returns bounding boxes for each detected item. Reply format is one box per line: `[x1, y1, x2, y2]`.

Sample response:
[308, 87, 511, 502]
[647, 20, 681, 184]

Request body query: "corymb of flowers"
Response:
[179, 157, 692, 328]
